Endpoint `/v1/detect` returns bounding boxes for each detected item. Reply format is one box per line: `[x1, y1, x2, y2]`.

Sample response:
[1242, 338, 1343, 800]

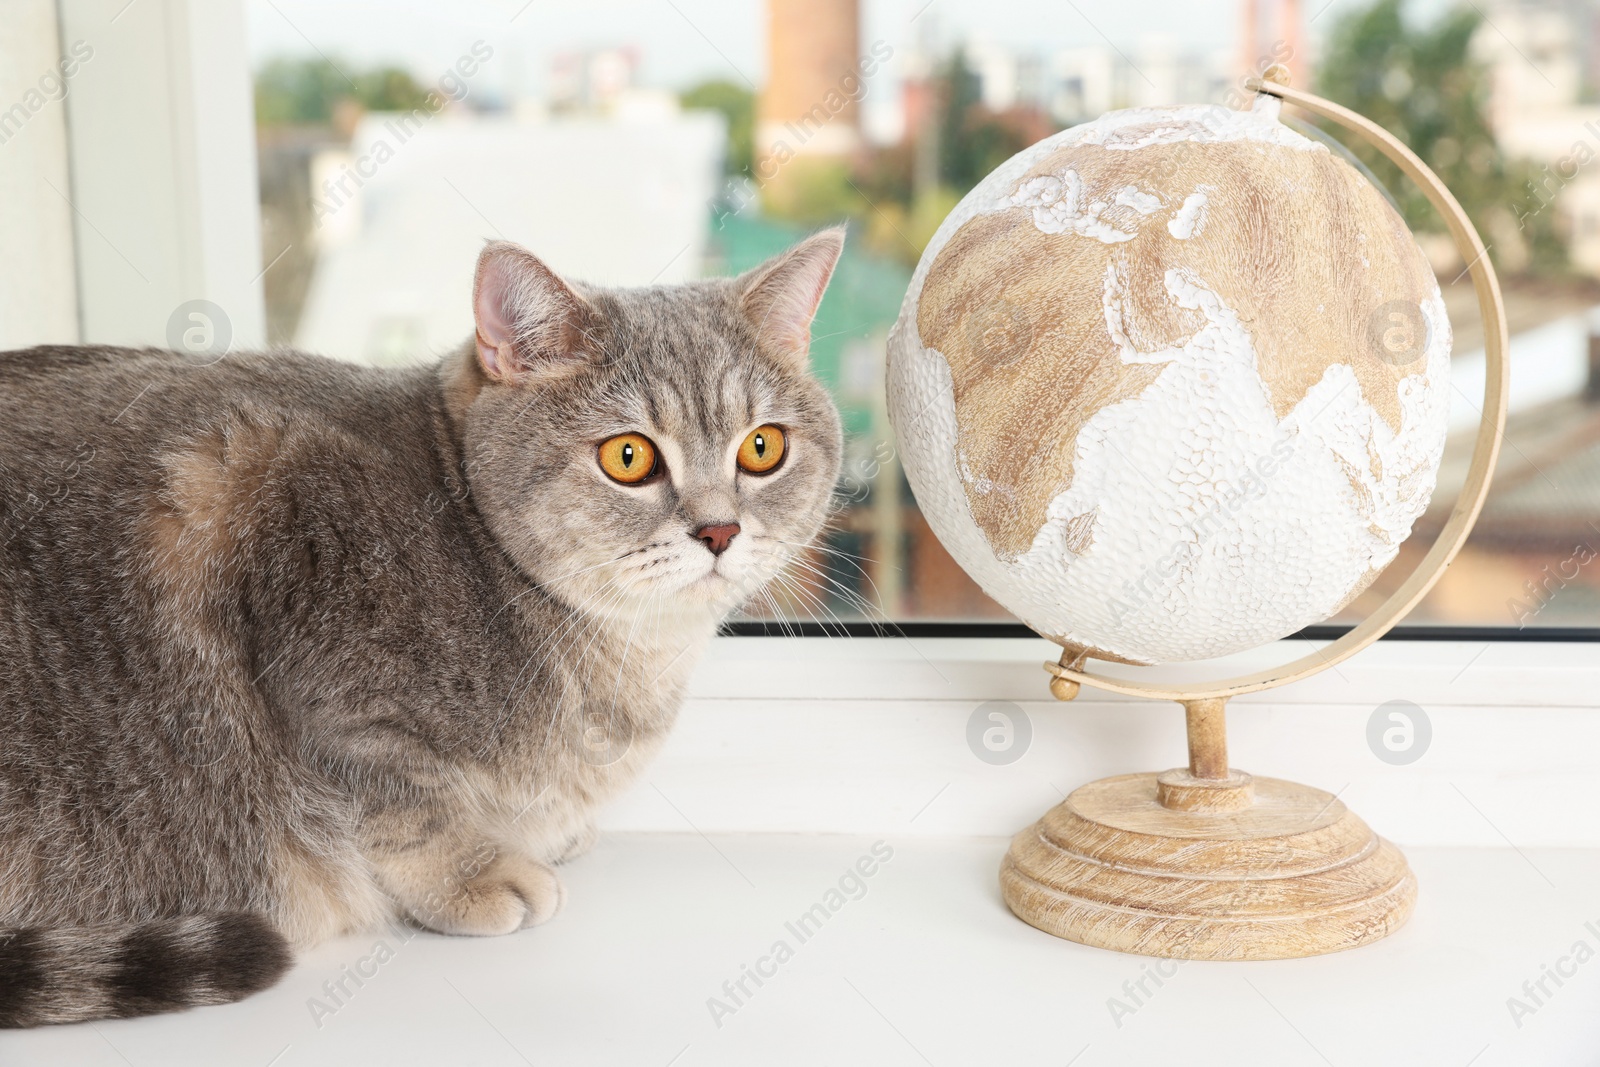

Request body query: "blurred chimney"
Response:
[1237, 0, 1309, 87]
[757, 0, 863, 170]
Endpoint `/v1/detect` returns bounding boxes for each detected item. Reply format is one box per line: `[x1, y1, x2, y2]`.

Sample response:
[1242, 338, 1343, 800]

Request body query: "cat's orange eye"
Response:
[737, 425, 786, 475]
[597, 433, 658, 484]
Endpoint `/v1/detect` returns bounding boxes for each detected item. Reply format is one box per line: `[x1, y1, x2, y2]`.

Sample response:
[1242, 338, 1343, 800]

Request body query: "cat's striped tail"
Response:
[0, 913, 291, 1027]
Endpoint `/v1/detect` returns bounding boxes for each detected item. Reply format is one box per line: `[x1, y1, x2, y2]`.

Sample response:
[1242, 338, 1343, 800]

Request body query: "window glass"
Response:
[249, 0, 1600, 631]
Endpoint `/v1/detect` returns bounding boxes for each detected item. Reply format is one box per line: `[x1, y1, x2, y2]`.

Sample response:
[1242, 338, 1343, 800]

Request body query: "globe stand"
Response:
[998, 69, 1509, 960]
[1001, 690, 1415, 959]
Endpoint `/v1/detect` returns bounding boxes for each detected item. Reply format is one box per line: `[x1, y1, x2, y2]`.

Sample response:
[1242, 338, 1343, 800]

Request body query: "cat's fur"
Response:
[0, 230, 845, 1026]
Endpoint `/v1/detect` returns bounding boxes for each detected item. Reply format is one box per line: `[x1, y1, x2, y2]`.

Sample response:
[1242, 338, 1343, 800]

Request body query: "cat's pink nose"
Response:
[694, 522, 741, 556]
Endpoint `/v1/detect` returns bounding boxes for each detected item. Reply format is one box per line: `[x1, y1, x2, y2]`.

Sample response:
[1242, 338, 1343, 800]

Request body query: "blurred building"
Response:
[926, 37, 1259, 131]
[965, 38, 1045, 113]
[1353, 332, 1600, 628]
[1475, 0, 1600, 276]
[549, 47, 640, 113]
[1047, 47, 1117, 126]
[908, 0, 1307, 130]
[294, 104, 723, 364]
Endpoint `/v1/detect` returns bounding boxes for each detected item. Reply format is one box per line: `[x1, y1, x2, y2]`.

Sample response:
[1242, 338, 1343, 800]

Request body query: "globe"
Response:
[887, 100, 1452, 664]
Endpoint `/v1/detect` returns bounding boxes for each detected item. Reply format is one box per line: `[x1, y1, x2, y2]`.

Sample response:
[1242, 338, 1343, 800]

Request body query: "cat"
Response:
[0, 229, 845, 1026]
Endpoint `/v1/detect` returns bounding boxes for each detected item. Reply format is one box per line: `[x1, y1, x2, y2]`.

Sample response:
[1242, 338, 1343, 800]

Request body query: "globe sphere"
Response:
[887, 101, 1451, 663]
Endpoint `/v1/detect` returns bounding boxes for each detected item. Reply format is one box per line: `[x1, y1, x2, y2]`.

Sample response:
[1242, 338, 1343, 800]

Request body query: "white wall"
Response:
[0, 0, 81, 348]
[56, 0, 265, 350]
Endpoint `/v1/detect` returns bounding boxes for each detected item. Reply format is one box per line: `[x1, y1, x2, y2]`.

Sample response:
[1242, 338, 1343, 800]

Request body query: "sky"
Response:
[245, 0, 1463, 100]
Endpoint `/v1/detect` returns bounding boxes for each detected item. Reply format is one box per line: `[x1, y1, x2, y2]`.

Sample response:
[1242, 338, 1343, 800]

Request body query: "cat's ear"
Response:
[738, 227, 845, 364]
[472, 241, 596, 382]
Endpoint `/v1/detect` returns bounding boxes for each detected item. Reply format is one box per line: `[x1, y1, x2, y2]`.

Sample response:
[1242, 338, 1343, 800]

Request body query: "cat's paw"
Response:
[553, 822, 599, 865]
[415, 853, 565, 936]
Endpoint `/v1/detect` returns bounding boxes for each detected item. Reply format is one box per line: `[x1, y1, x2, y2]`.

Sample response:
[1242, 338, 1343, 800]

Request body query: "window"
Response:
[11, 0, 1599, 637]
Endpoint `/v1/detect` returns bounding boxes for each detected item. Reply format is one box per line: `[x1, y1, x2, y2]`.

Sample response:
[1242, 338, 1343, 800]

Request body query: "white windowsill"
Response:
[5, 834, 1595, 1066]
[600, 636, 1600, 849]
[687, 633, 1598, 707]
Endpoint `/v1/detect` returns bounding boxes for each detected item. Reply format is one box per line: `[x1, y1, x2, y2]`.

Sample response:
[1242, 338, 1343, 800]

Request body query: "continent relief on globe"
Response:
[915, 123, 1438, 563]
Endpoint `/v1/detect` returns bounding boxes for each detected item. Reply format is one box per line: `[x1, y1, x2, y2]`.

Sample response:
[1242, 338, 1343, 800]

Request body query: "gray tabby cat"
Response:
[0, 229, 845, 1026]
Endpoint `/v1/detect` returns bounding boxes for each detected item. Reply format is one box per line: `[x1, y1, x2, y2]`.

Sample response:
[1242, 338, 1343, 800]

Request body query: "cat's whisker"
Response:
[490, 551, 634, 625]
[747, 584, 805, 641]
[763, 574, 832, 635]
[785, 561, 887, 624]
[535, 575, 643, 756]
[766, 571, 855, 639]
[773, 537, 880, 569]
[487, 570, 635, 751]
[581, 581, 644, 701]
[776, 541, 893, 609]
[771, 537, 889, 604]
[536, 550, 640, 591]
[774, 553, 893, 626]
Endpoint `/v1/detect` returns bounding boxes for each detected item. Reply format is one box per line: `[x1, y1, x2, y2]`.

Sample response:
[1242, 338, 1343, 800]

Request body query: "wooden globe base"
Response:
[1001, 697, 1415, 960]
[1000, 770, 1416, 960]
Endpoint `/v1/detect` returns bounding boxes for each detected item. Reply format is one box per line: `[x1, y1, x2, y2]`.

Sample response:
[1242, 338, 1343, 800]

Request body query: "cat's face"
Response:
[452, 232, 845, 624]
